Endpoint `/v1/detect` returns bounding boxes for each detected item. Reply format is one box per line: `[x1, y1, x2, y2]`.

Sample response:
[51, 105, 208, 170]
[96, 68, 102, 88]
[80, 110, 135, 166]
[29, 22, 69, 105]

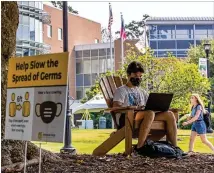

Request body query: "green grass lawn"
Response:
[34, 129, 214, 154]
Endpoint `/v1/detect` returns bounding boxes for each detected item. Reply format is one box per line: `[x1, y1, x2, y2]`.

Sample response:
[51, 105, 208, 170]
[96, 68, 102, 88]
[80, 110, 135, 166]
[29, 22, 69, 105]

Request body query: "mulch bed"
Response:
[25, 153, 214, 173]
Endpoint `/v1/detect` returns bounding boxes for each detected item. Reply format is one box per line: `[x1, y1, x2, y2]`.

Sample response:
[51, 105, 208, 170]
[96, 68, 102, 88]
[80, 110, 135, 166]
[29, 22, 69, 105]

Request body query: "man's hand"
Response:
[182, 122, 188, 126]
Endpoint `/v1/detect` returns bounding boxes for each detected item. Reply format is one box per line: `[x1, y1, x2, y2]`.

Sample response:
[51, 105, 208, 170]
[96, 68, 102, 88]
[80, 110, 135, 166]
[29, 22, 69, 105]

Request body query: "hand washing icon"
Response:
[9, 92, 31, 117]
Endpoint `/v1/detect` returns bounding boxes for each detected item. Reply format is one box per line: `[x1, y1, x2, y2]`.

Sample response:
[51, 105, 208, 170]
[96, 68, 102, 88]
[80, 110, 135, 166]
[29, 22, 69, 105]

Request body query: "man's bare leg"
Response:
[155, 111, 177, 146]
[135, 110, 155, 148]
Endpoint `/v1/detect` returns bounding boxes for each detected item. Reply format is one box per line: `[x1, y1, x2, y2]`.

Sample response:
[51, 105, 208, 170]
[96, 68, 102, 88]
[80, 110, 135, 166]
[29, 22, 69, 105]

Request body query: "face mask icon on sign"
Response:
[35, 101, 62, 124]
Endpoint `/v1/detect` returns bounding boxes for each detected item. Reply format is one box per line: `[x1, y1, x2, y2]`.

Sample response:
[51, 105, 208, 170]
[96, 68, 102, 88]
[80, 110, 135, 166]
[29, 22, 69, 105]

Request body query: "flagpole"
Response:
[108, 3, 113, 72]
[110, 25, 113, 71]
[121, 12, 124, 66]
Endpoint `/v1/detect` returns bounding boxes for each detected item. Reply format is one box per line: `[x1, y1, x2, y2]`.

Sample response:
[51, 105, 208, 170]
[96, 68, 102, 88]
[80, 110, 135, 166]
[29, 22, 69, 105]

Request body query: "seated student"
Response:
[113, 61, 177, 152]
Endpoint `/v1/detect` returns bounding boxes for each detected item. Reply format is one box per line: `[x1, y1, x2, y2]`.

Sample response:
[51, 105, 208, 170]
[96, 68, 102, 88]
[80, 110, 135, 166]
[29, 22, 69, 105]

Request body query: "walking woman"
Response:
[182, 94, 214, 153]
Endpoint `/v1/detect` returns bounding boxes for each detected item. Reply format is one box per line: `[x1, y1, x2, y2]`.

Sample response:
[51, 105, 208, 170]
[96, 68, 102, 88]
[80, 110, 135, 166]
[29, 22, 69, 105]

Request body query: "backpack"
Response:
[135, 140, 184, 158]
[195, 105, 211, 128]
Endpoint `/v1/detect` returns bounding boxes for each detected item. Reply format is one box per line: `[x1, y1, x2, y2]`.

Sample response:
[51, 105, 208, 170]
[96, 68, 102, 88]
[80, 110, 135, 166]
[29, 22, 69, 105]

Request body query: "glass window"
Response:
[176, 40, 194, 49]
[166, 51, 176, 57]
[149, 25, 157, 35]
[19, 14, 22, 24]
[17, 26, 22, 40]
[29, 1, 35, 7]
[158, 51, 176, 57]
[91, 57, 99, 73]
[91, 49, 98, 57]
[76, 74, 83, 86]
[208, 24, 214, 38]
[30, 49, 35, 56]
[95, 39, 99, 43]
[47, 25, 52, 38]
[39, 22, 43, 42]
[22, 1, 29, 6]
[23, 48, 29, 56]
[195, 34, 208, 40]
[38, 2, 43, 9]
[153, 51, 158, 57]
[30, 17, 35, 41]
[76, 59, 83, 74]
[76, 51, 82, 58]
[157, 51, 168, 57]
[99, 49, 106, 57]
[107, 56, 114, 71]
[22, 15, 29, 25]
[35, 19, 39, 42]
[157, 40, 176, 49]
[176, 25, 193, 39]
[196, 40, 202, 46]
[35, 1, 39, 8]
[83, 50, 90, 57]
[195, 25, 210, 35]
[92, 73, 98, 85]
[99, 56, 106, 73]
[36, 50, 40, 55]
[22, 26, 30, 40]
[177, 51, 187, 57]
[157, 25, 175, 39]
[150, 41, 157, 49]
[83, 58, 91, 74]
[84, 74, 91, 86]
[58, 28, 63, 40]
[16, 47, 22, 56]
[107, 48, 114, 55]
[76, 87, 83, 100]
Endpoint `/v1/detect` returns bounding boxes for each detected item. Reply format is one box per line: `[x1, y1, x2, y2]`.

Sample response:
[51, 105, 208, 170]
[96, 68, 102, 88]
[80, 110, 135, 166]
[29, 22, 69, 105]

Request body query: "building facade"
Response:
[146, 17, 214, 57]
[16, 1, 50, 57]
[74, 39, 140, 100]
[74, 43, 114, 99]
[42, 4, 102, 98]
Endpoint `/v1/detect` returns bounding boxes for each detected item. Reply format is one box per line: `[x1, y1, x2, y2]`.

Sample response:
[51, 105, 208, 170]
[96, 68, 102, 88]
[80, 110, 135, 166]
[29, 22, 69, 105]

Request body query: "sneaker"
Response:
[207, 128, 214, 133]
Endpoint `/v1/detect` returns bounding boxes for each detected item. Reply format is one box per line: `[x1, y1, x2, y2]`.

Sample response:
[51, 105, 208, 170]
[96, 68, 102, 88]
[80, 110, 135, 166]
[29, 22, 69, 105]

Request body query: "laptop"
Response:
[144, 93, 173, 112]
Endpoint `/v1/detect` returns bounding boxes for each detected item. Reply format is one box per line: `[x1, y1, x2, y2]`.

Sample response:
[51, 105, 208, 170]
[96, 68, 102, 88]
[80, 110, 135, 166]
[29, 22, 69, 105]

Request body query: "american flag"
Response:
[108, 3, 113, 31]
[120, 14, 126, 40]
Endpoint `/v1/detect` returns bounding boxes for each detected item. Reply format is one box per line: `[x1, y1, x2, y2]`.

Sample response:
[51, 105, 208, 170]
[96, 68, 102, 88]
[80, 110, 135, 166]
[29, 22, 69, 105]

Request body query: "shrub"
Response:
[178, 114, 192, 130]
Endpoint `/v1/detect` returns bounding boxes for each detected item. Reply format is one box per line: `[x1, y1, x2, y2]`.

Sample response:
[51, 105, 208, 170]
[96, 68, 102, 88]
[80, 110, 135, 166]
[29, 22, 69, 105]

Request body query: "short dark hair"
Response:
[126, 61, 144, 75]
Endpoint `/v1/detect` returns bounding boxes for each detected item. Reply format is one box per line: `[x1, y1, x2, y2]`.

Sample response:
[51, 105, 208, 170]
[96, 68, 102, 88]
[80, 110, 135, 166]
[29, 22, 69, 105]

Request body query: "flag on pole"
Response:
[120, 14, 126, 40]
[108, 3, 113, 31]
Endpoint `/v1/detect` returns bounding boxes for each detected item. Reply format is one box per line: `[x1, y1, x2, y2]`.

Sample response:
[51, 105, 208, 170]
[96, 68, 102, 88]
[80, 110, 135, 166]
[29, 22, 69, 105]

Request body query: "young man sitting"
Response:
[113, 61, 178, 151]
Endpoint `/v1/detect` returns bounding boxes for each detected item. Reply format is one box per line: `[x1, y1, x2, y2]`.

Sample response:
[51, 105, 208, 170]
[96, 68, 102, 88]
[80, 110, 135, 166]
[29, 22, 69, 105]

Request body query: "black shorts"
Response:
[118, 113, 126, 129]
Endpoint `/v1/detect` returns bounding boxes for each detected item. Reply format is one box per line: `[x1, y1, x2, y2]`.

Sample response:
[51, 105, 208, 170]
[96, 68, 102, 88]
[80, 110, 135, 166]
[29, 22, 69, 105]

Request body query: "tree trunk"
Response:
[1, 2, 60, 168]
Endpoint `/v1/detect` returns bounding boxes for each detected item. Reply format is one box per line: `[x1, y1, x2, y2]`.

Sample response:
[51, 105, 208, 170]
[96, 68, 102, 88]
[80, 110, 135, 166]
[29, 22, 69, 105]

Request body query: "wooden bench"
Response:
[92, 76, 179, 156]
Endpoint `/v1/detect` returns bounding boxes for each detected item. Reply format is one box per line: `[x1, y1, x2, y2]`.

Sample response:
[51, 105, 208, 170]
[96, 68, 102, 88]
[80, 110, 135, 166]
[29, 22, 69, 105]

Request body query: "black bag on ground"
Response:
[135, 140, 184, 158]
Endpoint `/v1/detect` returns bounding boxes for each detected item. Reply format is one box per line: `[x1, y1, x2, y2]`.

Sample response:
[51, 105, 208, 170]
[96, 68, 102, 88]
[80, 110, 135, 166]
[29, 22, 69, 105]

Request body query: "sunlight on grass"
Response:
[34, 129, 214, 154]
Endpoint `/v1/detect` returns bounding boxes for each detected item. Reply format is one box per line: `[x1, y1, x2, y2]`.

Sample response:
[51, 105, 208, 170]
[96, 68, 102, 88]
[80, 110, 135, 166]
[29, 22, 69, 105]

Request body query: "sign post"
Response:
[5, 52, 68, 142]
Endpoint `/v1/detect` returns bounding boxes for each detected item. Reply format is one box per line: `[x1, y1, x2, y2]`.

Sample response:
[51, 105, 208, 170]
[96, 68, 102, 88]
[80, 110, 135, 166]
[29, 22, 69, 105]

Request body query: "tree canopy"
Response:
[115, 14, 150, 39]
[81, 44, 210, 113]
[51, 1, 78, 14]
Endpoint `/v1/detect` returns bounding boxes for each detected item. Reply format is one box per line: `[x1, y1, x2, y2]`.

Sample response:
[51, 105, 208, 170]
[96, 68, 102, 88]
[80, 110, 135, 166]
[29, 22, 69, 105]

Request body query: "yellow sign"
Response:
[7, 52, 69, 88]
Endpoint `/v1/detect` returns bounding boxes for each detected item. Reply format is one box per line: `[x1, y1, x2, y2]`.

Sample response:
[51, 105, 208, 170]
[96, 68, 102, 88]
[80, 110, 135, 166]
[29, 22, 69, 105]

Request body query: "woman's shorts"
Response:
[191, 121, 207, 134]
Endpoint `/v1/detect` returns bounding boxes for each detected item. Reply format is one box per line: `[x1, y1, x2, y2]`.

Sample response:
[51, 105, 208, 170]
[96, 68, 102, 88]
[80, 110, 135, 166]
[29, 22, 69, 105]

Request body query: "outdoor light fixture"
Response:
[204, 42, 211, 58]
